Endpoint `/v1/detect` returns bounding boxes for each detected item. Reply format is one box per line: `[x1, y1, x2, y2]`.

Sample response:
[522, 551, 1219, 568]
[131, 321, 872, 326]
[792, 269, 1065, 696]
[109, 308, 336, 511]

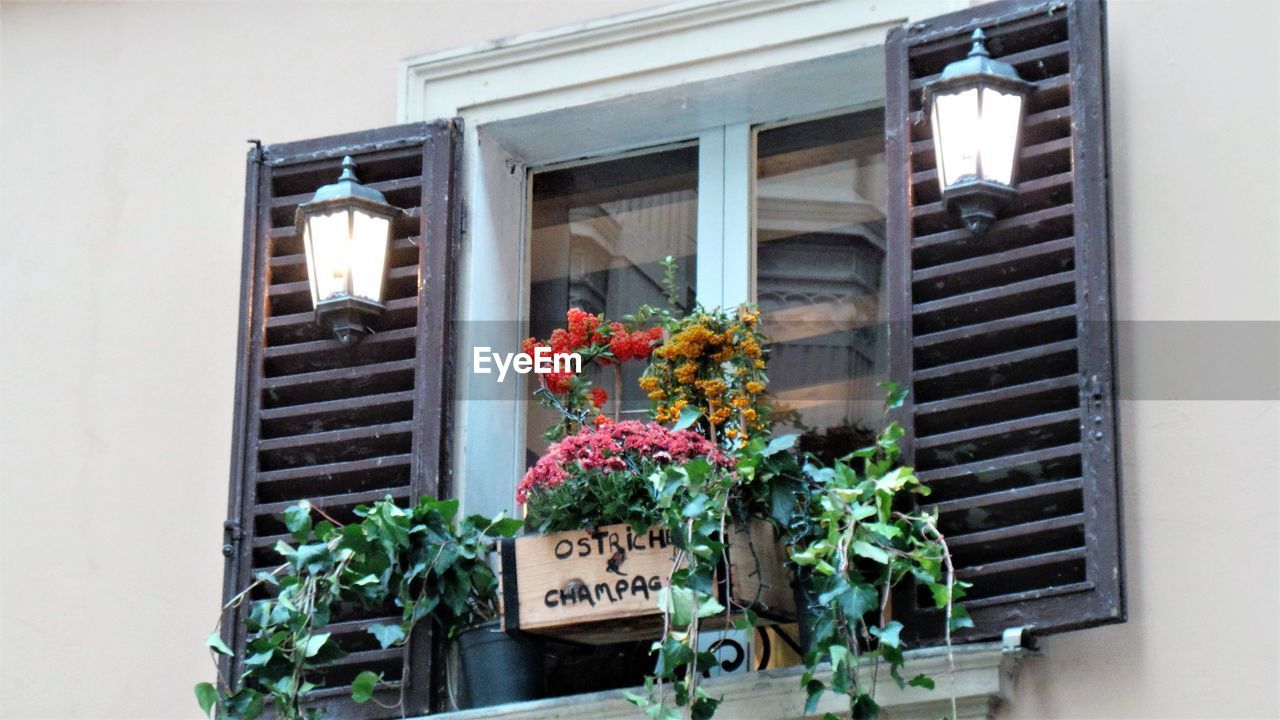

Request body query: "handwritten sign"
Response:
[500, 520, 794, 644]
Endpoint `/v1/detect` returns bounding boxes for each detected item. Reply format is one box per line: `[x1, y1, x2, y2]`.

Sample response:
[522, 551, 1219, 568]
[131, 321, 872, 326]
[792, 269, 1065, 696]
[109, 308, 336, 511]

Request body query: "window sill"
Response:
[425, 639, 1027, 720]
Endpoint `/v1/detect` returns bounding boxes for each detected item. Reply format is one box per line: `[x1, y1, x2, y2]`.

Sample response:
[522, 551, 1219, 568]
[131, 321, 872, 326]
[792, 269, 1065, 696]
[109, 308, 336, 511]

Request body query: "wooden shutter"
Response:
[219, 121, 461, 716]
[886, 0, 1123, 641]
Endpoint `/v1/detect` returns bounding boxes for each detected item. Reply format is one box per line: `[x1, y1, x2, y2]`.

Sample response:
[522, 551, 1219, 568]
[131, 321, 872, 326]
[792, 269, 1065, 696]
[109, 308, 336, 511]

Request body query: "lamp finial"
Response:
[338, 155, 359, 183]
[968, 28, 991, 58]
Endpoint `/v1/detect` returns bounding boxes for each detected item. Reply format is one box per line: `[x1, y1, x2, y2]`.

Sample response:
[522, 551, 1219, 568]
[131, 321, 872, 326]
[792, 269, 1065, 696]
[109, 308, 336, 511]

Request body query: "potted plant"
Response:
[196, 496, 541, 719]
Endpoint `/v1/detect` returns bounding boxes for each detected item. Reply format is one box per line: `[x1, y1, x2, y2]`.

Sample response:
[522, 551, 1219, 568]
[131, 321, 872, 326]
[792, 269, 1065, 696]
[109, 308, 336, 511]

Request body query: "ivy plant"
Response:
[626, 386, 967, 720]
[783, 384, 969, 720]
[196, 496, 521, 720]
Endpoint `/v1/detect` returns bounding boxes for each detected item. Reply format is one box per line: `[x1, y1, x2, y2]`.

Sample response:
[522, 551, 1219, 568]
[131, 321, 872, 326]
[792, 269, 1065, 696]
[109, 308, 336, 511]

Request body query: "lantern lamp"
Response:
[923, 28, 1034, 235]
[295, 156, 402, 346]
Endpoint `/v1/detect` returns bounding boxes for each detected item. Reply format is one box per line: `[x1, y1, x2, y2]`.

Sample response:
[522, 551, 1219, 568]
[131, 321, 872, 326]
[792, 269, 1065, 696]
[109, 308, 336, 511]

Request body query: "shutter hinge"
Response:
[1083, 373, 1108, 441]
[247, 138, 264, 164]
[222, 519, 242, 558]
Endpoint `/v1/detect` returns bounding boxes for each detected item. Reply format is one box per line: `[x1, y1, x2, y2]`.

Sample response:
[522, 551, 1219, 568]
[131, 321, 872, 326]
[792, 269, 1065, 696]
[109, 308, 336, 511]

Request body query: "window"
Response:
[523, 111, 892, 460]
[400, 0, 1121, 649]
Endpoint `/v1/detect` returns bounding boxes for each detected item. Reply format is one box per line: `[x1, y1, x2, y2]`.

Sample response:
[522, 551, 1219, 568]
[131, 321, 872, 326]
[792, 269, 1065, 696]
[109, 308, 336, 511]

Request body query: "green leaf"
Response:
[949, 604, 975, 631]
[804, 679, 826, 715]
[206, 633, 233, 656]
[682, 493, 709, 518]
[829, 644, 850, 672]
[879, 380, 908, 410]
[303, 632, 331, 658]
[851, 540, 890, 565]
[283, 501, 313, 542]
[908, 674, 935, 690]
[763, 433, 798, 457]
[194, 682, 218, 718]
[852, 693, 880, 720]
[673, 405, 702, 431]
[351, 671, 380, 703]
[367, 623, 406, 649]
[869, 621, 902, 648]
[488, 517, 524, 538]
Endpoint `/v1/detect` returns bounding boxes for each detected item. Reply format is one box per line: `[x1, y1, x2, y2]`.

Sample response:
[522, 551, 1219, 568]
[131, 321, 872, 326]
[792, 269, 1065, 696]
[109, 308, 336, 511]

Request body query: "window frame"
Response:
[398, 0, 966, 517]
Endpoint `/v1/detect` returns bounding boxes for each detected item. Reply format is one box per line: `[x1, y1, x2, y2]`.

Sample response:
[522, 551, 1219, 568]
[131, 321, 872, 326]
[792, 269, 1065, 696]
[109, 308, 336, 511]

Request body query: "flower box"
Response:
[498, 518, 794, 644]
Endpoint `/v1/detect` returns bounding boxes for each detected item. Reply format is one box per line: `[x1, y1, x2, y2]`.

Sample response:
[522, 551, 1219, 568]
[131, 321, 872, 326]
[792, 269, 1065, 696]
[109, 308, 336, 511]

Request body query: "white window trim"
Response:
[397, 0, 963, 522]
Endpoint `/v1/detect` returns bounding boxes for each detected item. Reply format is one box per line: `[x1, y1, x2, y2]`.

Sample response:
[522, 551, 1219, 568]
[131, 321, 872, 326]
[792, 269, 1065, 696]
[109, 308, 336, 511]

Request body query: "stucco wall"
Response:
[0, 1, 1275, 719]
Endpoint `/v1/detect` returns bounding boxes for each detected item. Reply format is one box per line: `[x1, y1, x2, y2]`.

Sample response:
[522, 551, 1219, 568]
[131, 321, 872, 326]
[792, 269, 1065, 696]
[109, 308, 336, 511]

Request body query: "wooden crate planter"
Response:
[499, 518, 794, 644]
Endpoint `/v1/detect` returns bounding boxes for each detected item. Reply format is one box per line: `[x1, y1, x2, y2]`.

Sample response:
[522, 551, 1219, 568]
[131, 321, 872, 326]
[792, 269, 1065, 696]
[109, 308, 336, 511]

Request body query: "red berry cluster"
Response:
[607, 323, 664, 363]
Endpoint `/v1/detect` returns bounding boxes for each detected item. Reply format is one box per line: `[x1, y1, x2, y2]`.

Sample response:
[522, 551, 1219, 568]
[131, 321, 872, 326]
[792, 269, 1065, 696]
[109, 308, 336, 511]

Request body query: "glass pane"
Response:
[304, 210, 352, 305]
[933, 87, 980, 188]
[350, 211, 390, 302]
[978, 86, 1023, 186]
[754, 110, 887, 460]
[527, 145, 698, 460]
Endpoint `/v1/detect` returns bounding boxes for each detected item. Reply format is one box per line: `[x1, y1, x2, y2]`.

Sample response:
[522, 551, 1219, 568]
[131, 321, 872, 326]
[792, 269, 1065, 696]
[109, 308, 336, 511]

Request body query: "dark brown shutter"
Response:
[219, 121, 461, 716]
[886, 0, 1123, 641]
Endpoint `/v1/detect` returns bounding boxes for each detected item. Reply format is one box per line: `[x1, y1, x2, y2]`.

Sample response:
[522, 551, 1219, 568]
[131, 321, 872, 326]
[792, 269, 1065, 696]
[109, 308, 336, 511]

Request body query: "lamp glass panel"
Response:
[305, 209, 353, 304]
[978, 86, 1024, 186]
[931, 87, 980, 190]
[350, 210, 391, 302]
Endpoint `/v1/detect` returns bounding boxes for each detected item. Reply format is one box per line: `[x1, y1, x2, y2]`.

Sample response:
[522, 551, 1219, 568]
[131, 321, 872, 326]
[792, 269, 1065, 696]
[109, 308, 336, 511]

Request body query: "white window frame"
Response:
[398, 0, 964, 518]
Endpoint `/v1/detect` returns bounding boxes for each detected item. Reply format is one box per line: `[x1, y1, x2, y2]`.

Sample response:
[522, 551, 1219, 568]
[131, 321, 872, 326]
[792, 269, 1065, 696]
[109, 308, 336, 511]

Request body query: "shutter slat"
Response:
[916, 374, 1077, 417]
[256, 454, 413, 486]
[912, 237, 1075, 302]
[913, 303, 1077, 351]
[958, 547, 1087, 580]
[267, 296, 418, 347]
[912, 204, 1075, 265]
[255, 487, 412, 517]
[948, 512, 1085, 548]
[917, 443, 1082, 485]
[915, 408, 1079, 448]
[932, 476, 1084, 514]
[888, 0, 1122, 642]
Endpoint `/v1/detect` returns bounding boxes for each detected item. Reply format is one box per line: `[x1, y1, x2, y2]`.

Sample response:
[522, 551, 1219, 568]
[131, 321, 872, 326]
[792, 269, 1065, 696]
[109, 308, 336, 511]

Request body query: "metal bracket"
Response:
[1002, 626, 1041, 655]
[222, 519, 242, 558]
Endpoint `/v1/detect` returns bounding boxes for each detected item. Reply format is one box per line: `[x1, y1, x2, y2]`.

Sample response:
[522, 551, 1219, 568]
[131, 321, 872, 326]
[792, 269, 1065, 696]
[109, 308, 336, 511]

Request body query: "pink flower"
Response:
[516, 421, 732, 504]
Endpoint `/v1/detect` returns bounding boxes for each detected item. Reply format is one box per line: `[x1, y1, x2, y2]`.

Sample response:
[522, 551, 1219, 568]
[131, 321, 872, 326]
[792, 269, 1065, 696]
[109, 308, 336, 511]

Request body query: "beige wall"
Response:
[0, 1, 1275, 719]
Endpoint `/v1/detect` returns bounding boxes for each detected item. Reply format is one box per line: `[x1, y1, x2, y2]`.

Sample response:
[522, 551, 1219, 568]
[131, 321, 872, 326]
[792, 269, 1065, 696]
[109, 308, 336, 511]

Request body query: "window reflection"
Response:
[755, 110, 888, 459]
[528, 146, 698, 459]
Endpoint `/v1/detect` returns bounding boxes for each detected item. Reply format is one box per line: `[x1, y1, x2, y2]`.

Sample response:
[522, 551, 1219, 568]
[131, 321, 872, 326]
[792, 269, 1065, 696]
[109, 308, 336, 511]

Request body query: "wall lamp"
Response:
[924, 28, 1034, 235]
[295, 156, 402, 346]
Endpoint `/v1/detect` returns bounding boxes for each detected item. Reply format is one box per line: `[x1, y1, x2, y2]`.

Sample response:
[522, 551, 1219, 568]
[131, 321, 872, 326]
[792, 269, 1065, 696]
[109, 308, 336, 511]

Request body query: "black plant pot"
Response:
[453, 621, 544, 710]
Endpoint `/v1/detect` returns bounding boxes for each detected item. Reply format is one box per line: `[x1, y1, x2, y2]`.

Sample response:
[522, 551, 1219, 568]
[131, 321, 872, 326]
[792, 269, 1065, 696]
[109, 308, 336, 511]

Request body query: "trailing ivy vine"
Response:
[196, 497, 520, 720]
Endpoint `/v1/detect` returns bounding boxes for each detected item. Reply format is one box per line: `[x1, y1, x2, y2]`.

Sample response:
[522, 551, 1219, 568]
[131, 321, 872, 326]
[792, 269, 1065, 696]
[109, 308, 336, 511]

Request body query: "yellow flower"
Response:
[697, 379, 726, 397]
[743, 408, 758, 423]
[639, 376, 660, 391]
[731, 395, 749, 409]
[739, 338, 761, 359]
[753, 359, 766, 369]
[746, 381, 765, 394]
[647, 390, 666, 400]
[675, 362, 698, 384]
